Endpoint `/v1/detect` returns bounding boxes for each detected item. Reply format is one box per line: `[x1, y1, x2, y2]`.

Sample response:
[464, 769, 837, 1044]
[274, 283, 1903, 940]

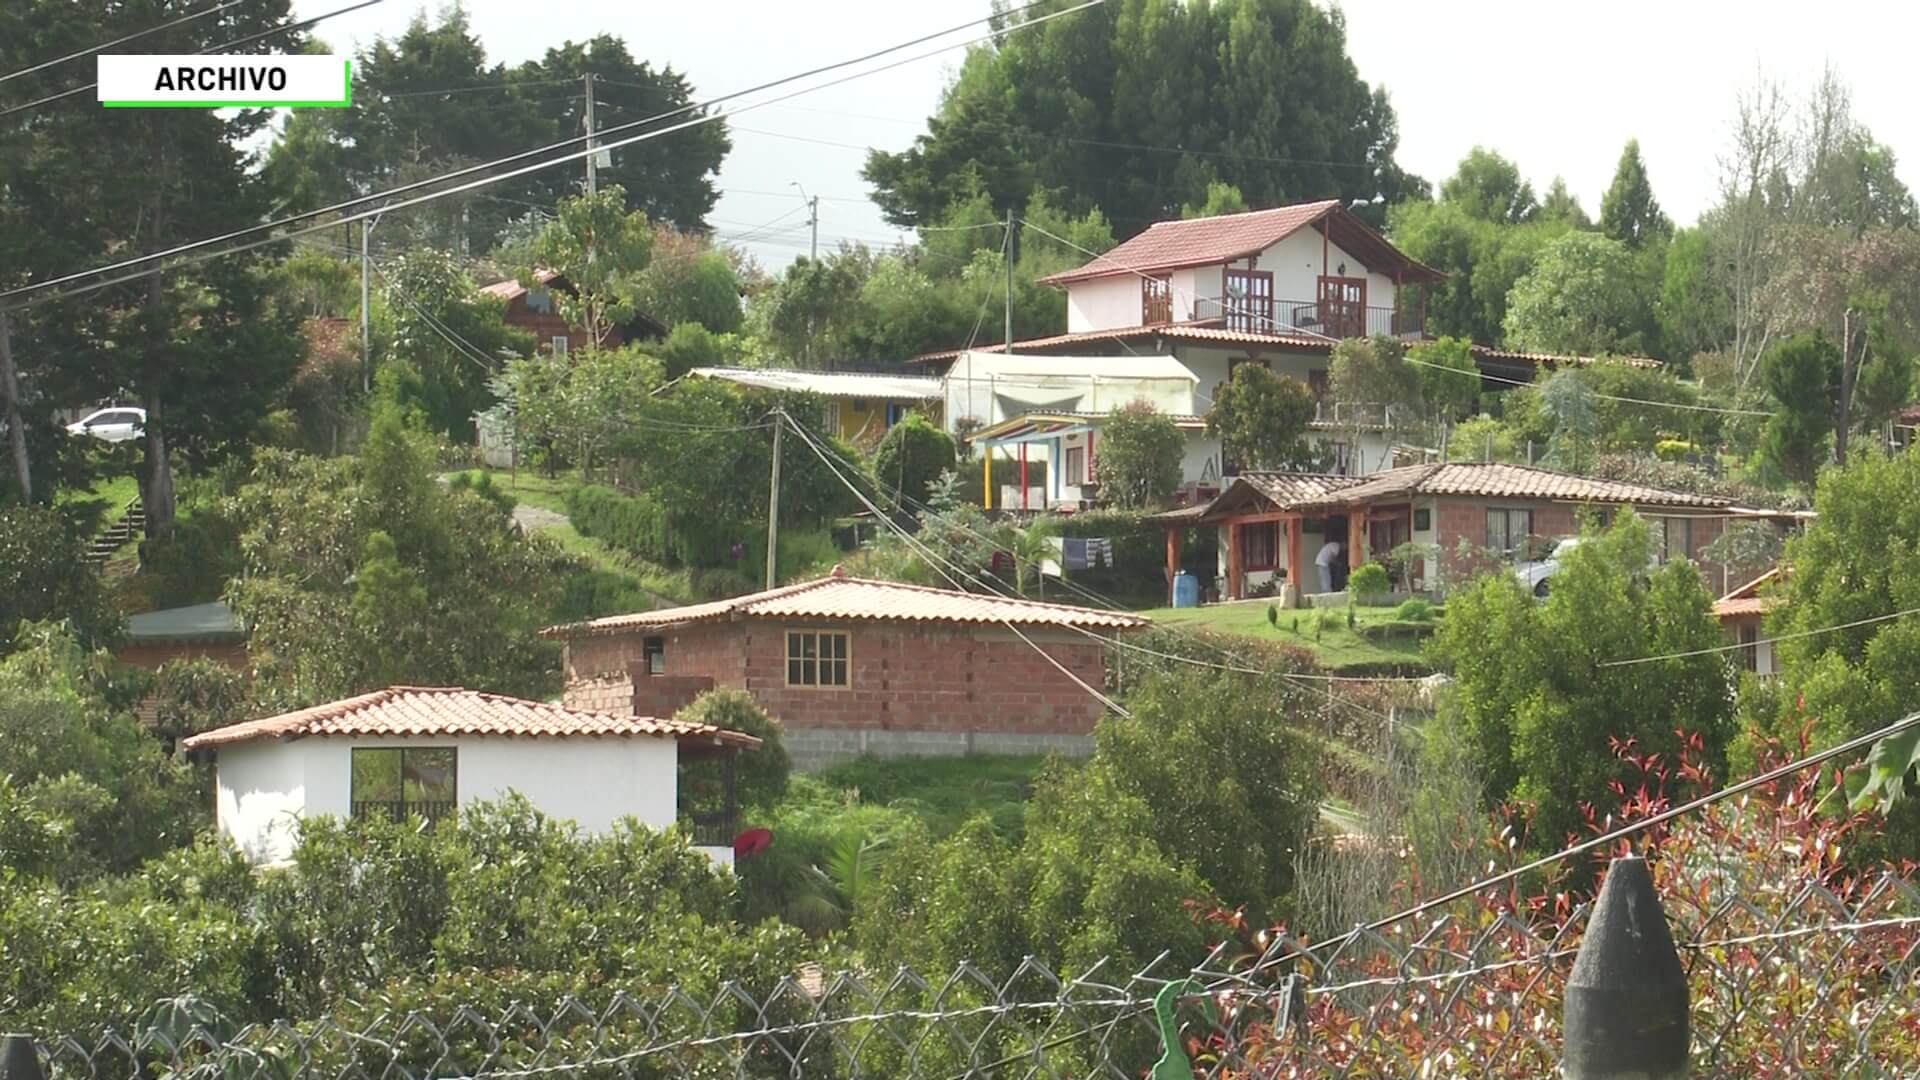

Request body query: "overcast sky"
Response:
[291, 0, 1920, 270]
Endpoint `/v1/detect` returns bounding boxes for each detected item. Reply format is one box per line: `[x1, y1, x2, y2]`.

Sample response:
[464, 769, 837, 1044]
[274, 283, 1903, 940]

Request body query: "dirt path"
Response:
[512, 503, 567, 532]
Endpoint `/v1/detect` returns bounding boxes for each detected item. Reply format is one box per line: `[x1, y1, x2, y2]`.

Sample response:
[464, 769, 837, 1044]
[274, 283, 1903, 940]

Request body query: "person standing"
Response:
[1315, 537, 1342, 594]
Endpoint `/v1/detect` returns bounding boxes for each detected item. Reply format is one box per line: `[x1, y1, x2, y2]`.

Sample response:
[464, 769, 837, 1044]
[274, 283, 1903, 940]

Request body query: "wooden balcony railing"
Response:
[1190, 297, 1426, 339]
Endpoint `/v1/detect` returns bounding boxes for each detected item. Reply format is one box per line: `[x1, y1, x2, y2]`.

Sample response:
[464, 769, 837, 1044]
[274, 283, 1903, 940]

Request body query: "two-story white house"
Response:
[923, 199, 1460, 507]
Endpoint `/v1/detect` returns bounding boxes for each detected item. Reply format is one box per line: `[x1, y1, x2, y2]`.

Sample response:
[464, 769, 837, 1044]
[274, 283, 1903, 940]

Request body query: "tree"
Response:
[522, 186, 654, 349]
[4, 0, 308, 531]
[1536, 369, 1598, 472]
[632, 227, 743, 333]
[673, 690, 789, 810]
[1758, 332, 1840, 489]
[1205, 363, 1316, 470]
[1329, 335, 1421, 452]
[1386, 200, 1574, 346]
[1092, 401, 1182, 507]
[1180, 181, 1248, 219]
[1439, 147, 1537, 225]
[862, 0, 1422, 232]
[1407, 337, 1480, 421]
[0, 506, 122, 657]
[871, 414, 957, 504]
[382, 251, 532, 439]
[648, 323, 748, 382]
[1538, 177, 1591, 228]
[1598, 139, 1672, 249]
[1502, 231, 1651, 355]
[1428, 512, 1733, 851]
[1657, 227, 1735, 367]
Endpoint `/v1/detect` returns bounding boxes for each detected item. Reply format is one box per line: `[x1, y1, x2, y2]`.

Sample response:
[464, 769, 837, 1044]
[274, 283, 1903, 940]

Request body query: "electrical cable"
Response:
[0, 0, 253, 85]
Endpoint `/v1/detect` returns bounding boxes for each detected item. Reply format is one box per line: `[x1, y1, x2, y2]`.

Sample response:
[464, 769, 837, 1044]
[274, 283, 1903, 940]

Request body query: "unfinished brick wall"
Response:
[563, 619, 1111, 740]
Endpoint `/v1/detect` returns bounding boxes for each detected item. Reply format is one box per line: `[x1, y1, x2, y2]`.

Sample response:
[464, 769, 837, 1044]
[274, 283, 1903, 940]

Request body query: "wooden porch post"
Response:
[1165, 526, 1183, 605]
[1019, 443, 1029, 511]
[982, 448, 993, 509]
[1286, 515, 1303, 607]
[1226, 522, 1243, 601]
[1348, 508, 1369, 571]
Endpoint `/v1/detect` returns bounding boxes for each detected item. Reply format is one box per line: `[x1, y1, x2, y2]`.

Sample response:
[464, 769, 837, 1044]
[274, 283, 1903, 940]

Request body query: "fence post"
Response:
[1563, 855, 1689, 1079]
[0, 1035, 44, 1080]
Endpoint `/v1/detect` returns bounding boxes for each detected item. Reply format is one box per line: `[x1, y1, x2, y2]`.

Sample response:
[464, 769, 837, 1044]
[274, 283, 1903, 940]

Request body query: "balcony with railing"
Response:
[1191, 296, 1427, 340]
[350, 799, 457, 824]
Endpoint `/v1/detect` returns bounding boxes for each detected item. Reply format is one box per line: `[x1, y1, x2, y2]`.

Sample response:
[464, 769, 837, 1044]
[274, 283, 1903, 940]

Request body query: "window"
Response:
[786, 631, 849, 688]
[1738, 623, 1759, 672]
[551, 335, 569, 355]
[1222, 269, 1273, 332]
[886, 402, 910, 427]
[643, 636, 666, 675]
[1657, 516, 1694, 564]
[1414, 508, 1432, 532]
[1065, 445, 1087, 485]
[526, 288, 554, 313]
[1239, 522, 1278, 571]
[1328, 440, 1354, 475]
[1141, 274, 1173, 324]
[350, 747, 457, 823]
[1486, 508, 1534, 557]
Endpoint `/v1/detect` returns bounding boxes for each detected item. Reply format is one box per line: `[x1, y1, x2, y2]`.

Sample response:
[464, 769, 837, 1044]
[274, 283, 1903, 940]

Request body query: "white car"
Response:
[1515, 536, 1580, 598]
[67, 406, 146, 443]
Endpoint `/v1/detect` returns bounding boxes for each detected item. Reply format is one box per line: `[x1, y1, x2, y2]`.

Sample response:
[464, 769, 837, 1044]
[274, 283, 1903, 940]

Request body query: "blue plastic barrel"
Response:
[1172, 571, 1200, 609]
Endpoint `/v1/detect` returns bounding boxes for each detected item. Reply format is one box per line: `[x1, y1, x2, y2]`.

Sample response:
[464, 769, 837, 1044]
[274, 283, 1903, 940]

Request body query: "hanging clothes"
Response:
[1084, 538, 1115, 567]
[1061, 538, 1091, 571]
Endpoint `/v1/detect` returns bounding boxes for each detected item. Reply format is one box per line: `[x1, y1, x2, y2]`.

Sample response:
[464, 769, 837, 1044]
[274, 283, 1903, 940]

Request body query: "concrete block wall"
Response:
[785, 727, 1095, 771]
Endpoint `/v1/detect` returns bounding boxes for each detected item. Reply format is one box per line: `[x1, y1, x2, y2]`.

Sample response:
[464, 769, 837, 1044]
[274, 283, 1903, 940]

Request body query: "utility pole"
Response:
[0, 311, 30, 502]
[766, 413, 783, 589]
[582, 72, 598, 196]
[359, 217, 372, 393]
[1003, 208, 1015, 354]
[806, 194, 819, 259]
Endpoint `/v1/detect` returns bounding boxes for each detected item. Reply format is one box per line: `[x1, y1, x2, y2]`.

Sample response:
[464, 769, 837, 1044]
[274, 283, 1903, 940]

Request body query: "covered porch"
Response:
[1151, 473, 1378, 606]
[968, 413, 1097, 511]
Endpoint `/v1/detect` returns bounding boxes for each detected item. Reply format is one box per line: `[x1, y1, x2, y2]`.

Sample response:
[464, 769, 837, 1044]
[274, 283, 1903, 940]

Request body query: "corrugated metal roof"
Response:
[541, 571, 1149, 638]
[913, 323, 1336, 364]
[126, 601, 243, 644]
[477, 268, 558, 301]
[1469, 344, 1663, 370]
[691, 367, 943, 400]
[179, 686, 757, 751]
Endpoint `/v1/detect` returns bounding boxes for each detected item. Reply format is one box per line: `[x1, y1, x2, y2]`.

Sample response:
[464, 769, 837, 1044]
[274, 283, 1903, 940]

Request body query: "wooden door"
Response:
[1317, 276, 1367, 338]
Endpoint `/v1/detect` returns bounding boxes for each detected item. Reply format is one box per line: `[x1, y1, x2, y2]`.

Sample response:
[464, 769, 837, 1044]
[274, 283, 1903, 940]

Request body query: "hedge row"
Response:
[566, 484, 765, 571]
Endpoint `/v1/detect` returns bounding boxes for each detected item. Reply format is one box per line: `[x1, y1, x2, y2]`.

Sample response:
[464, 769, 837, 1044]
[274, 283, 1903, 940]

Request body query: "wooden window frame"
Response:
[1239, 521, 1279, 572]
[1223, 268, 1274, 333]
[786, 630, 851, 689]
[1141, 274, 1173, 325]
[643, 635, 666, 675]
[350, 746, 458, 823]
[1658, 516, 1694, 564]
[1064, 445, 1087, 485]
[551, 335, 569, 355]
[1315, 275, 1368, 338]
[1485, 507, 1535, 557]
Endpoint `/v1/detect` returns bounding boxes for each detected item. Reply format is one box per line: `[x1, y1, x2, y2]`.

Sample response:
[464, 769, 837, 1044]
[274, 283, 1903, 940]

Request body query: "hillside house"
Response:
[119, 600, 248, 672]
[1715, 569, 1784, 676]
[479, 269, 667, 356]
[688, 367, 944, 444]
[916, 200, 1661, 496]
[179, 686, 758, 867]
[541, 567, 1148, 768]
[1154, 462, 1744, 605]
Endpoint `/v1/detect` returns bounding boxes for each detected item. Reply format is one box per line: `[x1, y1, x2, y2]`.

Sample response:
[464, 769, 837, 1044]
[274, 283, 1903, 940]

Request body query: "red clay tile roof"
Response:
[1714, 568, 1786, 619]
[1191, 463, 1733, 518]
[541, 572, 1149, 639]
[478, 268, 559, 301]
[179, 686, 758, 751]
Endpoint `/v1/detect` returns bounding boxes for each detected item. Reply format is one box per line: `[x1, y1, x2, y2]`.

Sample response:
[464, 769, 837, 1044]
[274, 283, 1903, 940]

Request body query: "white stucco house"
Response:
[178, 685, 759, 868]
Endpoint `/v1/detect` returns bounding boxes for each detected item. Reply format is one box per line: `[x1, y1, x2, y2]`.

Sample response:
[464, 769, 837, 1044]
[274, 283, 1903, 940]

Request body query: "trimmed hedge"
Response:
[566, 484, 766, 570]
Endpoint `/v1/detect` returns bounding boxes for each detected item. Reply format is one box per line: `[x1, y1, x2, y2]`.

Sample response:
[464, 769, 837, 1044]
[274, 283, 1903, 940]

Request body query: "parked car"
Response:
[1516, 536, 1580, 598]
[66, 406, 145, 443]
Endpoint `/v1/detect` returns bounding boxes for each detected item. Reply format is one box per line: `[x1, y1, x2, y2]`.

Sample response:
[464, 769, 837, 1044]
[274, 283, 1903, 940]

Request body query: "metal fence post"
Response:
[1563, 855, 1689, 1079]
[0, 1035, 44, 1080]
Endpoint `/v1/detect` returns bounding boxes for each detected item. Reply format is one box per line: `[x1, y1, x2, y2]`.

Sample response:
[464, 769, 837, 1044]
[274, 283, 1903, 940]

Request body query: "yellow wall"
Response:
[833, 399, 943, 443]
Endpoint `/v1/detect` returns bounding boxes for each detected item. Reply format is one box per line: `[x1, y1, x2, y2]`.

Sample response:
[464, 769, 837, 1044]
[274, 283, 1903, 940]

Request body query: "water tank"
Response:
[1172, 571, 1200, 609]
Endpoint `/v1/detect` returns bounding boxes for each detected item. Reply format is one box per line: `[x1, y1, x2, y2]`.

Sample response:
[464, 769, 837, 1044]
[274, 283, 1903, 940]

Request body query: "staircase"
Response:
[84, 497, 144, 566]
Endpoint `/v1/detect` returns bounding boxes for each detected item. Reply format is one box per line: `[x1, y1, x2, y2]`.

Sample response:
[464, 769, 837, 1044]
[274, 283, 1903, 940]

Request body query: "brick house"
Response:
[479, 269, 667, 356]
[539, 568, 1148, 767]
[1153, 462, 1746, 605]
[119, 600, 248, 672]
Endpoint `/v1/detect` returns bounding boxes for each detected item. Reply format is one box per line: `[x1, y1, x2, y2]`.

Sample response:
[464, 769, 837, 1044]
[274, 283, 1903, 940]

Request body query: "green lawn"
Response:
[477, 467, 575, 516]
[56, 474, 140, 535]
[1139, 600, 1435, 674]
[812, 753, 1056, 839]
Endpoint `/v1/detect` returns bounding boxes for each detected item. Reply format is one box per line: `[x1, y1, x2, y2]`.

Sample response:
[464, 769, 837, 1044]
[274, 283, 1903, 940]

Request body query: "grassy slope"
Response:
[810, 753, 1056, 839]
[1139, 601, 1433, 673]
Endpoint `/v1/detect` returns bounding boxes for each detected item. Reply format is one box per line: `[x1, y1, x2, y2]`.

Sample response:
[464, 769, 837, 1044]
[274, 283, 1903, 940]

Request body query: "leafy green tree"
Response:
[1439, 147, 1537, 224]
[1407, 337, 1480, 420]
[228, 404, 568, 705]
[1428, 512, 1733, 851]
[1446, 414, 1519, 462]
[1180, 181, 1249, 219]
[1330, 334, 1421, 445]
[1598, 139, 1672, 249]
[1657, 226, 1734, 367]
[871, 414, 957, 504]
[1503, 231, 1652, 355]
[382, 250, 532, 439]
[673, 689, 790, 810]
[1538, 177, 1591, 227]
[632, 228, 744, 333]
[863, 0, 1422, 231]
[1759, 332, 1840, 489]
[0, 505, 122, 657]
[1092, 401, 1183, 507]
[649, 323, 748, 381]
[1537, 369, 1599, 471]
[1387, 200, 1574, 345]
[1205, 363, 1316, 469]
[522, 185, 654, 349]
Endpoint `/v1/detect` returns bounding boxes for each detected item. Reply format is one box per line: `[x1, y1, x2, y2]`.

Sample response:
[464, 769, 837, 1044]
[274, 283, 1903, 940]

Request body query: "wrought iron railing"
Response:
[349, 799, 457, 824]
[686, 808, 736, 847]
[1190, 297, 1425, 339]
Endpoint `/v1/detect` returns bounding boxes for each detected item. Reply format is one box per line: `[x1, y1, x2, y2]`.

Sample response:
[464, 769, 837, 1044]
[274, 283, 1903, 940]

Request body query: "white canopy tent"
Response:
[941, 351, 1200, 433]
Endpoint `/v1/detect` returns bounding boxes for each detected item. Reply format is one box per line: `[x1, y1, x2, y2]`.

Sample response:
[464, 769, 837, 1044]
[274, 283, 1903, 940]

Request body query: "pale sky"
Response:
[291, 0, 1920, 270]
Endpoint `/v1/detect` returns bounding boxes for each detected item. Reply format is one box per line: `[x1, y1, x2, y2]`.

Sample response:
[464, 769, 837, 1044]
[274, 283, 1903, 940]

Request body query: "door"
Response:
[1317, 276, 1367, 338]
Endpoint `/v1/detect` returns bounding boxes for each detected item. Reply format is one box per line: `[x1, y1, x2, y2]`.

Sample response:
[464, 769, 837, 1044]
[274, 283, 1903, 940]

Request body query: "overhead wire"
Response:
[0, 0, 389, 119]
[0, 0, 1100, 309]
[0, 0, 253, 84]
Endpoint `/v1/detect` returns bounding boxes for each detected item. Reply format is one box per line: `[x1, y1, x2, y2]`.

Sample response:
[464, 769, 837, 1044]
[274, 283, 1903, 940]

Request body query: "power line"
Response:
[0, 0, 252, 85]
[0, 0, 389, 119]
[380, 76, 582, 99]
[1598, 604, 1920, 667]
[0, 0, 1098, 309]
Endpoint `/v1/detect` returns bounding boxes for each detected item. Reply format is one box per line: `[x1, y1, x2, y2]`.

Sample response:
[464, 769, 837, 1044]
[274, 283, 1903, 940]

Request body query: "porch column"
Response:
[1019, 443, 1029, 511]
[1165, 526, 1183, 605]
[982, 448, 992, 509]
[1226, 523, 1244, 601]
[1286, 515, 1303, 606]
[1348, 508, 1369, 570]
[1052, 436, 1063, 503]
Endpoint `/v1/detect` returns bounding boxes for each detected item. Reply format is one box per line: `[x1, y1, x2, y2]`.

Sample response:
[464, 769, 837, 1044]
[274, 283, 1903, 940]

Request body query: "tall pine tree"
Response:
[1598, 138, 1672, 249]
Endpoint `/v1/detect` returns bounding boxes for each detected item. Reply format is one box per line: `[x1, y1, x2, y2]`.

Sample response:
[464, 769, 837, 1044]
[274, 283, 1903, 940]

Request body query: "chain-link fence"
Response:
[12, 861, 1920, 1080]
